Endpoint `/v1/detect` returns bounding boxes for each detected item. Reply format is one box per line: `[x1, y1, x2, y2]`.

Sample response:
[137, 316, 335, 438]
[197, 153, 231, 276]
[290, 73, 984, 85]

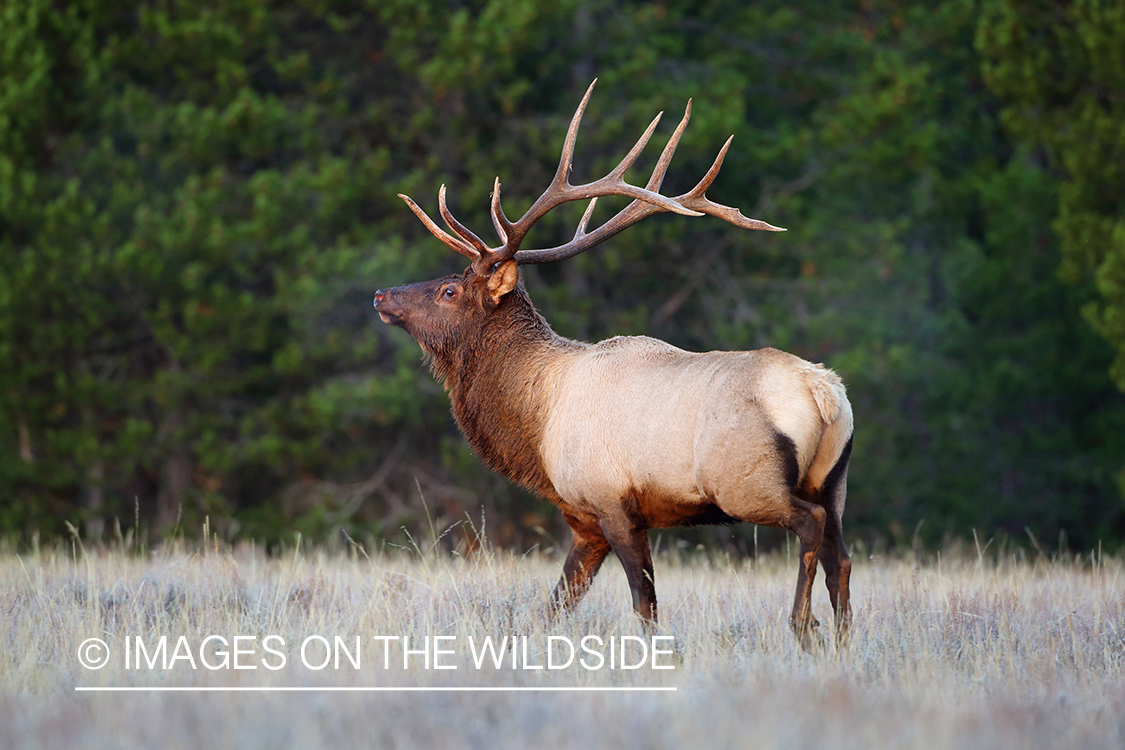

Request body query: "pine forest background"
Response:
[3, 0, 1125, 553]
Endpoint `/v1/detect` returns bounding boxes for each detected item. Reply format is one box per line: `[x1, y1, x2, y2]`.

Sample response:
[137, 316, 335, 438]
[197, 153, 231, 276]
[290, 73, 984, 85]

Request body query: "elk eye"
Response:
[442, 286, 457, 299]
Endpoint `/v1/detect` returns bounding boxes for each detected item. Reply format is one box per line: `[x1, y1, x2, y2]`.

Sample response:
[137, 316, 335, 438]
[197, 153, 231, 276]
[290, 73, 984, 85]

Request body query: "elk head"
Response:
[373, 262, 521, 360]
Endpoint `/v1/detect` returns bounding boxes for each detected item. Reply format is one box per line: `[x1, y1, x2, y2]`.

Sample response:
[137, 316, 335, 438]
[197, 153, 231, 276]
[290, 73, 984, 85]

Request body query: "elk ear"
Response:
[486, 260, 520, 305]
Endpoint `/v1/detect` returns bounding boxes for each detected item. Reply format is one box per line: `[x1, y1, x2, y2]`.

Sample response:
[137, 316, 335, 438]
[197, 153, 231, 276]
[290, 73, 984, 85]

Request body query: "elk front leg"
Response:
[549, 512, 612, 619]
[599, 502, 657, 624]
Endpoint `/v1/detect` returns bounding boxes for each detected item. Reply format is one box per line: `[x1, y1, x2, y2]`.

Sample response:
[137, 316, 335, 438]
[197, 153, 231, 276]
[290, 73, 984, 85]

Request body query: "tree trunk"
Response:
[85, 459, 106, 540]
[154, 410, 192, 536]
[17, 414, 33, 463]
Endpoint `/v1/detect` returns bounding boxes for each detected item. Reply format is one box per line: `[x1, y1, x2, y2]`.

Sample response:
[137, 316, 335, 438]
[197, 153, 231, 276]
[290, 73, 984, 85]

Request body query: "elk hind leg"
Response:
[817, 510, 852, 646]
[813, 436, 853, 645]
[788, 496, 827, 652]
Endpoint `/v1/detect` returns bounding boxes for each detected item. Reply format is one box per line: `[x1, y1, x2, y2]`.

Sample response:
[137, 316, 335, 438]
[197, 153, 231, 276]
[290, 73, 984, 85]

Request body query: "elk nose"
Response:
[373, 289, 385, 307]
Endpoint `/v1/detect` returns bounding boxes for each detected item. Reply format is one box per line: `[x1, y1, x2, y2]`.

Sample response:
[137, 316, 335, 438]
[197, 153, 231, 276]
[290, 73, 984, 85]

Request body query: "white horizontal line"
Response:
[74, 686, 677, 693]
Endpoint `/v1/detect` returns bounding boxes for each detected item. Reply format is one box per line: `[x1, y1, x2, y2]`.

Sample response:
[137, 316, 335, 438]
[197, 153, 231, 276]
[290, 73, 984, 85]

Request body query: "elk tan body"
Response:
[375, 82, 854, 649]
[542, 338, 851, 526]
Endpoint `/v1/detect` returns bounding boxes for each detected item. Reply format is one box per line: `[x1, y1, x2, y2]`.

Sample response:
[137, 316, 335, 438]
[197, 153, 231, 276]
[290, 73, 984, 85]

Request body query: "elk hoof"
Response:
[797, 627, 827, 654]
[834, 625, 852, 651]
[792, 618, 826, 654]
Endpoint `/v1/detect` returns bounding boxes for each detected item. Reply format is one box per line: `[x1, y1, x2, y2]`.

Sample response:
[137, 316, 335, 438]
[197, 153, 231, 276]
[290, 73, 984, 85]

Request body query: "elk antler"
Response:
[398, 80, 785, 276]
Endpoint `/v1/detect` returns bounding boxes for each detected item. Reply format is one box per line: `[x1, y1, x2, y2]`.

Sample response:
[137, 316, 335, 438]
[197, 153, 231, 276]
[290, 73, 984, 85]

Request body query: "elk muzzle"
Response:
[373, 288, 403, 326]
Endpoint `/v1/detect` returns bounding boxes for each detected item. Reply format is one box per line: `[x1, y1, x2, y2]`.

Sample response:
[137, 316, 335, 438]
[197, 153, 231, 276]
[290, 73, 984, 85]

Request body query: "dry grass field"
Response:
[1, 532, 1123, 749]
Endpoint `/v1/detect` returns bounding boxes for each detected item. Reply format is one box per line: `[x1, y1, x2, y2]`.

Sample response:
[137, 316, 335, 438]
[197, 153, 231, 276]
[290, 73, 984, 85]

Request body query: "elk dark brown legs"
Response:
[600, 504, 658, 624]
[788, 496, 827, 652]
[549, 513, 612, 618]
[550, 502, 657, 625]
[549, 507, 657, 626]
[812, 442, 854, 647]
[818, 509, 853, 646]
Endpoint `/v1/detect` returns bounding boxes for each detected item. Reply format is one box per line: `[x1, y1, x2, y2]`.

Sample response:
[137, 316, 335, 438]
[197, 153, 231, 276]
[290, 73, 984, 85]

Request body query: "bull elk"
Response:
[374, 81, 854, 649]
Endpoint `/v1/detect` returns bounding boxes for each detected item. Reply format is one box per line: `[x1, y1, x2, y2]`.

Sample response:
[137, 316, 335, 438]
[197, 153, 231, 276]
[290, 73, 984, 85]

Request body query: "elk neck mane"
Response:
[428, 283, 583, 501]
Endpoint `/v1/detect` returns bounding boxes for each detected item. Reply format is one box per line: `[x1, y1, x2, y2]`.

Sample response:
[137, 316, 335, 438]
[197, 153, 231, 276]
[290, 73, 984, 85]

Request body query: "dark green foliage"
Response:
[979, 0, 1125, 506]
[1, 0, 1122, 550]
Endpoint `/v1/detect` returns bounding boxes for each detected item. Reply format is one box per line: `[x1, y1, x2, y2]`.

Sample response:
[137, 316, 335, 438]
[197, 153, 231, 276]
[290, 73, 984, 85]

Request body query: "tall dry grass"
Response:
[1, 534, 1122, 749]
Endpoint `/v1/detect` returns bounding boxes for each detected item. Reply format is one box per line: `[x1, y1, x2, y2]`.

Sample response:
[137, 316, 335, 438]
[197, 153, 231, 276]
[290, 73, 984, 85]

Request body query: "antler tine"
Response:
[398, 191, 480, 260]
[438, 185, 491, 254]
[550, 79, 599, 188]
[575, 198, 598, 238]
[607, 110, 664, 179]
[645, 99, 692, 192]
[679, 138, 787, 232]
[490, 178, 509, 245]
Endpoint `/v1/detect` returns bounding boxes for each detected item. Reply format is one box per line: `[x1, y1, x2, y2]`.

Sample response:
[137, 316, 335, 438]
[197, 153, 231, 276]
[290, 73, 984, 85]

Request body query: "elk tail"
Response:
[802, 366, 853, 493]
